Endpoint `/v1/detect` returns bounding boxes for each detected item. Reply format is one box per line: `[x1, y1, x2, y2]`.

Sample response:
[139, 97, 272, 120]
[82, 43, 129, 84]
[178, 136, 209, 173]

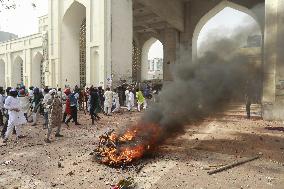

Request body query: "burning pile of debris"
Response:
[95, 123, 161, 167]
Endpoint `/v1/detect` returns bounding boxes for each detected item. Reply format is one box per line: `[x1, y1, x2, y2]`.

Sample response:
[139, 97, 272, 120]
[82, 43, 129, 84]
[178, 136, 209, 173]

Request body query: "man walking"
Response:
[104, 88, 113, 116]
[42, 88, 51, 129]
[245, 81, 253, 119]
[128, 88, 135, 111]
[125, 87, 131, 111]
[2, 89, 27, 143]
[112, 88, 120, 113]
[31, 87, 44, 126]
[65, 89, 81, 125]
[136, 89, 147, 112]
[45, 89, 63, 143]
[89, 87, 101, 124]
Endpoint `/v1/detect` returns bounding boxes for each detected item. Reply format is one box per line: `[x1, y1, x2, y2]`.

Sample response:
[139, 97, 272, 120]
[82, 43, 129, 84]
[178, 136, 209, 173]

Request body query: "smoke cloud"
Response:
[139, 4, 264, 141]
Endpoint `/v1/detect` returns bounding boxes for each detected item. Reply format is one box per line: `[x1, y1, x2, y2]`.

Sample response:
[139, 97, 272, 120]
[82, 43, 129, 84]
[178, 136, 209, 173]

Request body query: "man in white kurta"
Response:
[3, 89, 27, 143]
[128, 90, 135, 111]
[112, 90, 120, 113]
[125, 88, 131, 111]
[104, 88, 113, 116]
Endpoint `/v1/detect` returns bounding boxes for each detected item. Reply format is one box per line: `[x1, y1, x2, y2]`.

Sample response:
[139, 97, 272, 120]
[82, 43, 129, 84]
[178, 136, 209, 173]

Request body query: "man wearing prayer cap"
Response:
[2, 88, 27, 143]
[44, 89, 63, 143]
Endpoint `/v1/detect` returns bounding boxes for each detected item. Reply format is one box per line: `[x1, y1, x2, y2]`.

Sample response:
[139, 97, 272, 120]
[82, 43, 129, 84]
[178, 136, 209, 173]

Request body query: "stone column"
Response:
[2, 54, 8, 88]
[262, 0, 284, 120]
[111, 0, 133, 87]
[163, 27, 178, 81]
[25, 49, 32, 87]
[7, 53, 12, 87]
[88, 0, 112, 87]
[48, 0, 60, 87]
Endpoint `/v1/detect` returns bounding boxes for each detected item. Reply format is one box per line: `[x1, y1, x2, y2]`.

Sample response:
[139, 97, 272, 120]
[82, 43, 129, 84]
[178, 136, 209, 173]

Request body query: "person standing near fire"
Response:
[128, 88, 135, 111]
[98, 86, 105, 112]
[125, 87, 130, 110]
[112, 88, 120, 113]
[89, 87, 101, 124]
[245, 80, 253, 119]
[136, 89, 147, 112]
[104, 87, 113, 116]
[125, 87, 134, 111]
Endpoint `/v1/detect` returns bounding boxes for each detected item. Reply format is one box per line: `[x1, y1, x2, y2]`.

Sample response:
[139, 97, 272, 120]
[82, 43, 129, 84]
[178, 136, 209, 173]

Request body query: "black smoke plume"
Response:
[140, 4, 263, 141]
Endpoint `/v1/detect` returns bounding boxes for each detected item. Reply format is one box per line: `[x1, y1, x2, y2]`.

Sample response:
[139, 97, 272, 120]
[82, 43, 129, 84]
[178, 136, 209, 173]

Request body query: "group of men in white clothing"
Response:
[0, 87, 65, 144]
[0, 84, 152, 144]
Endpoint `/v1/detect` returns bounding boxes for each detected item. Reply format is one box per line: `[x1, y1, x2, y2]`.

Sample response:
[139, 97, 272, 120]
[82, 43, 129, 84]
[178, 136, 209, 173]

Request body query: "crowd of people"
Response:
[0, 84, 157, 144]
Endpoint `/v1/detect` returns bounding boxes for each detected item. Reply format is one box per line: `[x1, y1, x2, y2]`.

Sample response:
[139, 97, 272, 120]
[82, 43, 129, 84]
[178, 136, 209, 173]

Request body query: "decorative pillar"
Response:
[25, 49, 32, 87]
[262, 0, 284, 120]
[111, 0, 133, 87]
[163, 27, 178, 81]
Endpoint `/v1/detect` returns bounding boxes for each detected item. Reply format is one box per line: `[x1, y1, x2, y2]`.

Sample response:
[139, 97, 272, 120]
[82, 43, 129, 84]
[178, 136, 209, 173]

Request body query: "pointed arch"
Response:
[32, 52, 44, 87]
[192, 0, 262, 61]
[62, 0, 87, 19]
[141, 37, 164, 81]
[12, 55, 24, 87]
[61, 0, 86, 87]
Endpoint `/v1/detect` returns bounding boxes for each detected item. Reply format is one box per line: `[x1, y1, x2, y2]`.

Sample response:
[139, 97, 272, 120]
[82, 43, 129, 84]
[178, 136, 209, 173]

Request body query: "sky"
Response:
[148, 40, 163, 59]
[0, 0, 48, 37]
[197, 7, 259, 49]
[0, 3, 259, 60]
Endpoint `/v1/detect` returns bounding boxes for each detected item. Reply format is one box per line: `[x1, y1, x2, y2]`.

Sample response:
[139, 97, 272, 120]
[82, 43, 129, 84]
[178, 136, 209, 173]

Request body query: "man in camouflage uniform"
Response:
[44, 89, 63, 143]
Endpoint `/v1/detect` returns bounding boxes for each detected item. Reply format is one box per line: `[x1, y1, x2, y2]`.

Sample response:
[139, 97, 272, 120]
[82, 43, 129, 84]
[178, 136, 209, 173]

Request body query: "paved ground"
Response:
[0, 105, 283, 189]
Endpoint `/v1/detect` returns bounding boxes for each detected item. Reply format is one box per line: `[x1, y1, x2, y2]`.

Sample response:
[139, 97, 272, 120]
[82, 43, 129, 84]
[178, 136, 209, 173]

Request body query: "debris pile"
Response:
[95, 123, 161, 167]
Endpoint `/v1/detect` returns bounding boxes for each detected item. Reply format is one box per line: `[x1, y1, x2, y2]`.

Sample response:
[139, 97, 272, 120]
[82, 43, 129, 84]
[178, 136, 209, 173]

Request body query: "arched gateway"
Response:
[12, 56, 24, 87]
[32, 52, 45, 87]
[48, 0, 133, 88]
[61, 1, 86, 87]
[192, 0, 262, 61]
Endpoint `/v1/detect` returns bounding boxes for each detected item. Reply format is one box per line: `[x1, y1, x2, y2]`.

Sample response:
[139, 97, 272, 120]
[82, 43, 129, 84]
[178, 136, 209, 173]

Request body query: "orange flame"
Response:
[96, 123, 161, 166]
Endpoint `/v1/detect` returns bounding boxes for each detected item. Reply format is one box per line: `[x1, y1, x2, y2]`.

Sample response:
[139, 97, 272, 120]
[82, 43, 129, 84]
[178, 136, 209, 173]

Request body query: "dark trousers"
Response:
[66, 106, 78, 124]
[246, 103, 251, 119]
[90, 108, 100, 124]
[1, 112, 7, 138]
[1, 114, 14, 138]
[1, 124, 7, 138]
[62, 112, 67, 122]
[0, 110, 3, 127]
[24, 113, 28, 121]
